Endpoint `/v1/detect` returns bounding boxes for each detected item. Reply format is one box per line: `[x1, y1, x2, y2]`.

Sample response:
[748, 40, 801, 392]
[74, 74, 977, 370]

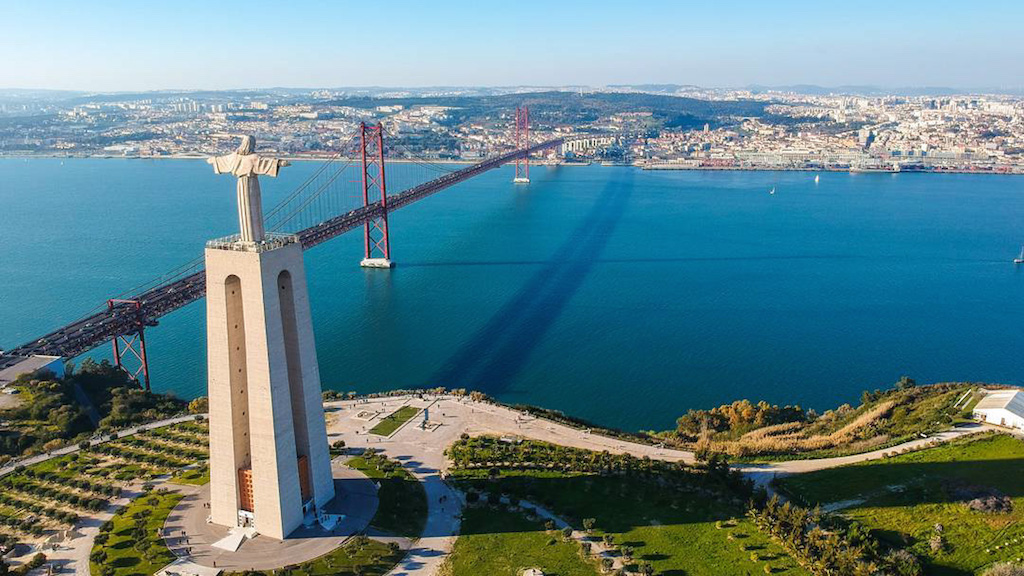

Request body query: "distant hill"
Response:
[744, 84, 1024, 96]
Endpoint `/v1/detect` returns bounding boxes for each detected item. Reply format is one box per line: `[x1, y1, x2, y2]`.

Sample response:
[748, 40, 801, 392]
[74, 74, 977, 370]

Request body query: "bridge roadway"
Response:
[0, 139, 563, 370]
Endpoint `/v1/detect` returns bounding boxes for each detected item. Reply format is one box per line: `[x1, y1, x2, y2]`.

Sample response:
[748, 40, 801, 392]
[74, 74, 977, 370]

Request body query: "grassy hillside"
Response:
[776, 432, 1024, 575]
[669, 382, 979, 461]
[445, 436, 809, 576]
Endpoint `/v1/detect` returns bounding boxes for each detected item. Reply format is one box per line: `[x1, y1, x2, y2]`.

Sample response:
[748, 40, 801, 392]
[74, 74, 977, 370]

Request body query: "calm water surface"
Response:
[1, 158, 1022, 430]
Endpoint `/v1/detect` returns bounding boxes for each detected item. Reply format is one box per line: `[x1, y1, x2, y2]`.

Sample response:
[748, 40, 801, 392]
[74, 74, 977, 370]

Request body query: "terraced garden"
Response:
[0, 420, 208, 549]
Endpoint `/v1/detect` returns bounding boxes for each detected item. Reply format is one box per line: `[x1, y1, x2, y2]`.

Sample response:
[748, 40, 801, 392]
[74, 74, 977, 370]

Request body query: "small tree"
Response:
[561, 526, 573, 540]
[583, 517, 596, 532]
[895, 376, 917, 390]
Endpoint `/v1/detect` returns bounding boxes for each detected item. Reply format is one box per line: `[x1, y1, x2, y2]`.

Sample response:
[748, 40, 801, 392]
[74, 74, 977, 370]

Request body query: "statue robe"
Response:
[209, 152, 287, 243]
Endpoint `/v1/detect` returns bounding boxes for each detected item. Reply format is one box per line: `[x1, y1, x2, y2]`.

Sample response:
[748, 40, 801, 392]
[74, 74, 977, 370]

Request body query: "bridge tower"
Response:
[513, 106, 530, 184]
[107, 298, 151, 391]
[359, 122, 394, 268]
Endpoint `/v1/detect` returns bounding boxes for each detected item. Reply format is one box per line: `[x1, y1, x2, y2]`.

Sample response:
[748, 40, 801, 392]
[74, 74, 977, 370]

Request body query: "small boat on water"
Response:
[1015, 246, 1024, 264]
[814, 174, 820, 184]
[769, 187, 776, 195]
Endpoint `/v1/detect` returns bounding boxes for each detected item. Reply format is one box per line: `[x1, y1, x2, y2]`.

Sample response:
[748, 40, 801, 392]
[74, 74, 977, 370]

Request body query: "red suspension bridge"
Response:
[0, 109, 561, 389]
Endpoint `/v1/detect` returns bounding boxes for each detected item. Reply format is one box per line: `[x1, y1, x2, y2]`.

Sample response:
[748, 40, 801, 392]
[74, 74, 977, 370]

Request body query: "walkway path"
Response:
[739, 423, 995, 490]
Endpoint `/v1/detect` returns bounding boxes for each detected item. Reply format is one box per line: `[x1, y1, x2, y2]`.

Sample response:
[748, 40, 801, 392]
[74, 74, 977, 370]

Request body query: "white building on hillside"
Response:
[973, 390, 1024, 430]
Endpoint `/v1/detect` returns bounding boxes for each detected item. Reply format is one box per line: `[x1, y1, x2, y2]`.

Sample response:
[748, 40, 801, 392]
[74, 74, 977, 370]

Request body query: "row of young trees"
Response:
[120, 434, 207, 461]
[0, 512, 44, 537]
[748, 495, 923, 576]
[146, 427, 208, 449]
[0, 491, 79, 526]
[449, 435, 681, 475]
[448, 435, 753, 499]
[89, 441, 189, 469]
[0, 477, 107, 512]
[18, 467, 120, 498]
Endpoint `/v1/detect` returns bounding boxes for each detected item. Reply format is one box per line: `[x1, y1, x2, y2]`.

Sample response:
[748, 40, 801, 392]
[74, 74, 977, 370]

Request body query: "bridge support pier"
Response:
[108, 299, 151, 391]
[359, 122, 394, 268]
[513, 106, 530, 184]
[360, 258, 394, 269]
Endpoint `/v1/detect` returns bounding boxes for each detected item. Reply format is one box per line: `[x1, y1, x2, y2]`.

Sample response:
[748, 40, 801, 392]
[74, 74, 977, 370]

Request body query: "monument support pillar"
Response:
[205, 234, 334, 540]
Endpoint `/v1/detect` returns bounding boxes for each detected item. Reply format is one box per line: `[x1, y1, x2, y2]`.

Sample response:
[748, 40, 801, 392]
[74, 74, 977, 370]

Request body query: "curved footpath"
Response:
[7, 396, 1002, 575]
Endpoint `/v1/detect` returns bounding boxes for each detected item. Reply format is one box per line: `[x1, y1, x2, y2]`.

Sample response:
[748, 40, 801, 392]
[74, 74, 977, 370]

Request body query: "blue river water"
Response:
[1, 158, 1022, 431]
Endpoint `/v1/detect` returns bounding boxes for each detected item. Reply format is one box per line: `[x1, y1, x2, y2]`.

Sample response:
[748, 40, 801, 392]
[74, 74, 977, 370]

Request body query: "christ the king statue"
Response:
[208, 135, 290, 243]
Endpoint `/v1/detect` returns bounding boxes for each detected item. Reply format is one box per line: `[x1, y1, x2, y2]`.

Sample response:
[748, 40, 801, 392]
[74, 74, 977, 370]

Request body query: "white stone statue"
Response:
[208, 135, 290, 243]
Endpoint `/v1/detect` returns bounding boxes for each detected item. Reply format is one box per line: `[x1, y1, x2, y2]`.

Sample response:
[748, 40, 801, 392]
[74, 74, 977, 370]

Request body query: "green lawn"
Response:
[170, 465, 209, 486]
[776, 432, 1024, 575]
[225, 535, 403, 575]
[368, 406, 421, 436]
[451, 466, 808, 575]
[442, 506, 598, 576]
[90, 489, 182, 576]
[348, 455, 428, 538]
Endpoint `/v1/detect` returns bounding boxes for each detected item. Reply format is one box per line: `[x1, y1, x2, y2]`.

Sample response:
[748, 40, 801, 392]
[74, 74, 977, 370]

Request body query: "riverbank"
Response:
[2, 153, 1021, 174]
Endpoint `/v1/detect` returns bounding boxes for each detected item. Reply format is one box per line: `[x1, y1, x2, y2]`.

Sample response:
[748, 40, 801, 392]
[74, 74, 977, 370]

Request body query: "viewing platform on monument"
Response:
[205, 232, 299, 253]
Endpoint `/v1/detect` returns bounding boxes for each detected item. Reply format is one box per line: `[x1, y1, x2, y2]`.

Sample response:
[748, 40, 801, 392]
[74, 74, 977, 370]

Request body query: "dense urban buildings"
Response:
[1, 86, 1021, 173]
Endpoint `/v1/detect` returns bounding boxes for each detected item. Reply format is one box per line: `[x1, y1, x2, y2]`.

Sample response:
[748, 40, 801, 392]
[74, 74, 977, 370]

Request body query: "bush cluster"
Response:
[749, 495, 922, 576]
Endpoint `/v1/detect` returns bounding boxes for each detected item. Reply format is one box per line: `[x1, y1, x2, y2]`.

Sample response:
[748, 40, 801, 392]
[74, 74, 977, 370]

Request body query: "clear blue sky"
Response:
[2, 0, 1021, 91]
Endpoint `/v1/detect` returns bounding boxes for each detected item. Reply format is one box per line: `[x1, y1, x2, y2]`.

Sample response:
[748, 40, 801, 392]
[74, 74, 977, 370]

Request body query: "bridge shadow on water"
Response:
[427, 170, 634, 395]
[401, 253, 861, 269]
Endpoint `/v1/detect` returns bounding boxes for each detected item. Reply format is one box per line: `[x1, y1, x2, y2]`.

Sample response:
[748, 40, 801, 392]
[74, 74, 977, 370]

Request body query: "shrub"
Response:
[985, 564, 1024, 576]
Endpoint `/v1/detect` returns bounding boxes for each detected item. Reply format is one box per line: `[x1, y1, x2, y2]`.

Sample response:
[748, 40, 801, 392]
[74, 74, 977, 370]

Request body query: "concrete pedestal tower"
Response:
[204, 137, 334, 540]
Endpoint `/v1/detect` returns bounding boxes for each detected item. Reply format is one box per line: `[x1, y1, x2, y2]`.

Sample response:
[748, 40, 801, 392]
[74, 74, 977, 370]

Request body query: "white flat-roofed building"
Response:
[0, 355, 65, 386]
[973, 389, 1024, 430]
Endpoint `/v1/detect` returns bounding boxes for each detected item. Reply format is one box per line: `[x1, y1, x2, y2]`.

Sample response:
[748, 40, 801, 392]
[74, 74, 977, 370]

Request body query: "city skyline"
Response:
[2, 0, 1023, 92]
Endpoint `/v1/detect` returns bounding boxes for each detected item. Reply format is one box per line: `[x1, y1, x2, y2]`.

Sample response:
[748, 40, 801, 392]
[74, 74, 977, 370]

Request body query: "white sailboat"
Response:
[1015, 245, 1024, 264]
[814, 174, 820, 184]
[769, 186, 776, 195]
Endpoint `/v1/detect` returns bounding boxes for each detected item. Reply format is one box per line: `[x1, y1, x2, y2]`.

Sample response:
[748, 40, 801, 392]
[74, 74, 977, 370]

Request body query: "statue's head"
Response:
[236, 135, 256, 155]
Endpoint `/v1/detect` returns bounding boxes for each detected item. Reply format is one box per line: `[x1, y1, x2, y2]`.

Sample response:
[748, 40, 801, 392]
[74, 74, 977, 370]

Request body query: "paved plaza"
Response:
[159, 458, 379, 571]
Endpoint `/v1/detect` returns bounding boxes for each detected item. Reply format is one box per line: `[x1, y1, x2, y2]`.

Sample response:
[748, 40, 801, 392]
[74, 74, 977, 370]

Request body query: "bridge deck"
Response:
[0, 139, 563, 369]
